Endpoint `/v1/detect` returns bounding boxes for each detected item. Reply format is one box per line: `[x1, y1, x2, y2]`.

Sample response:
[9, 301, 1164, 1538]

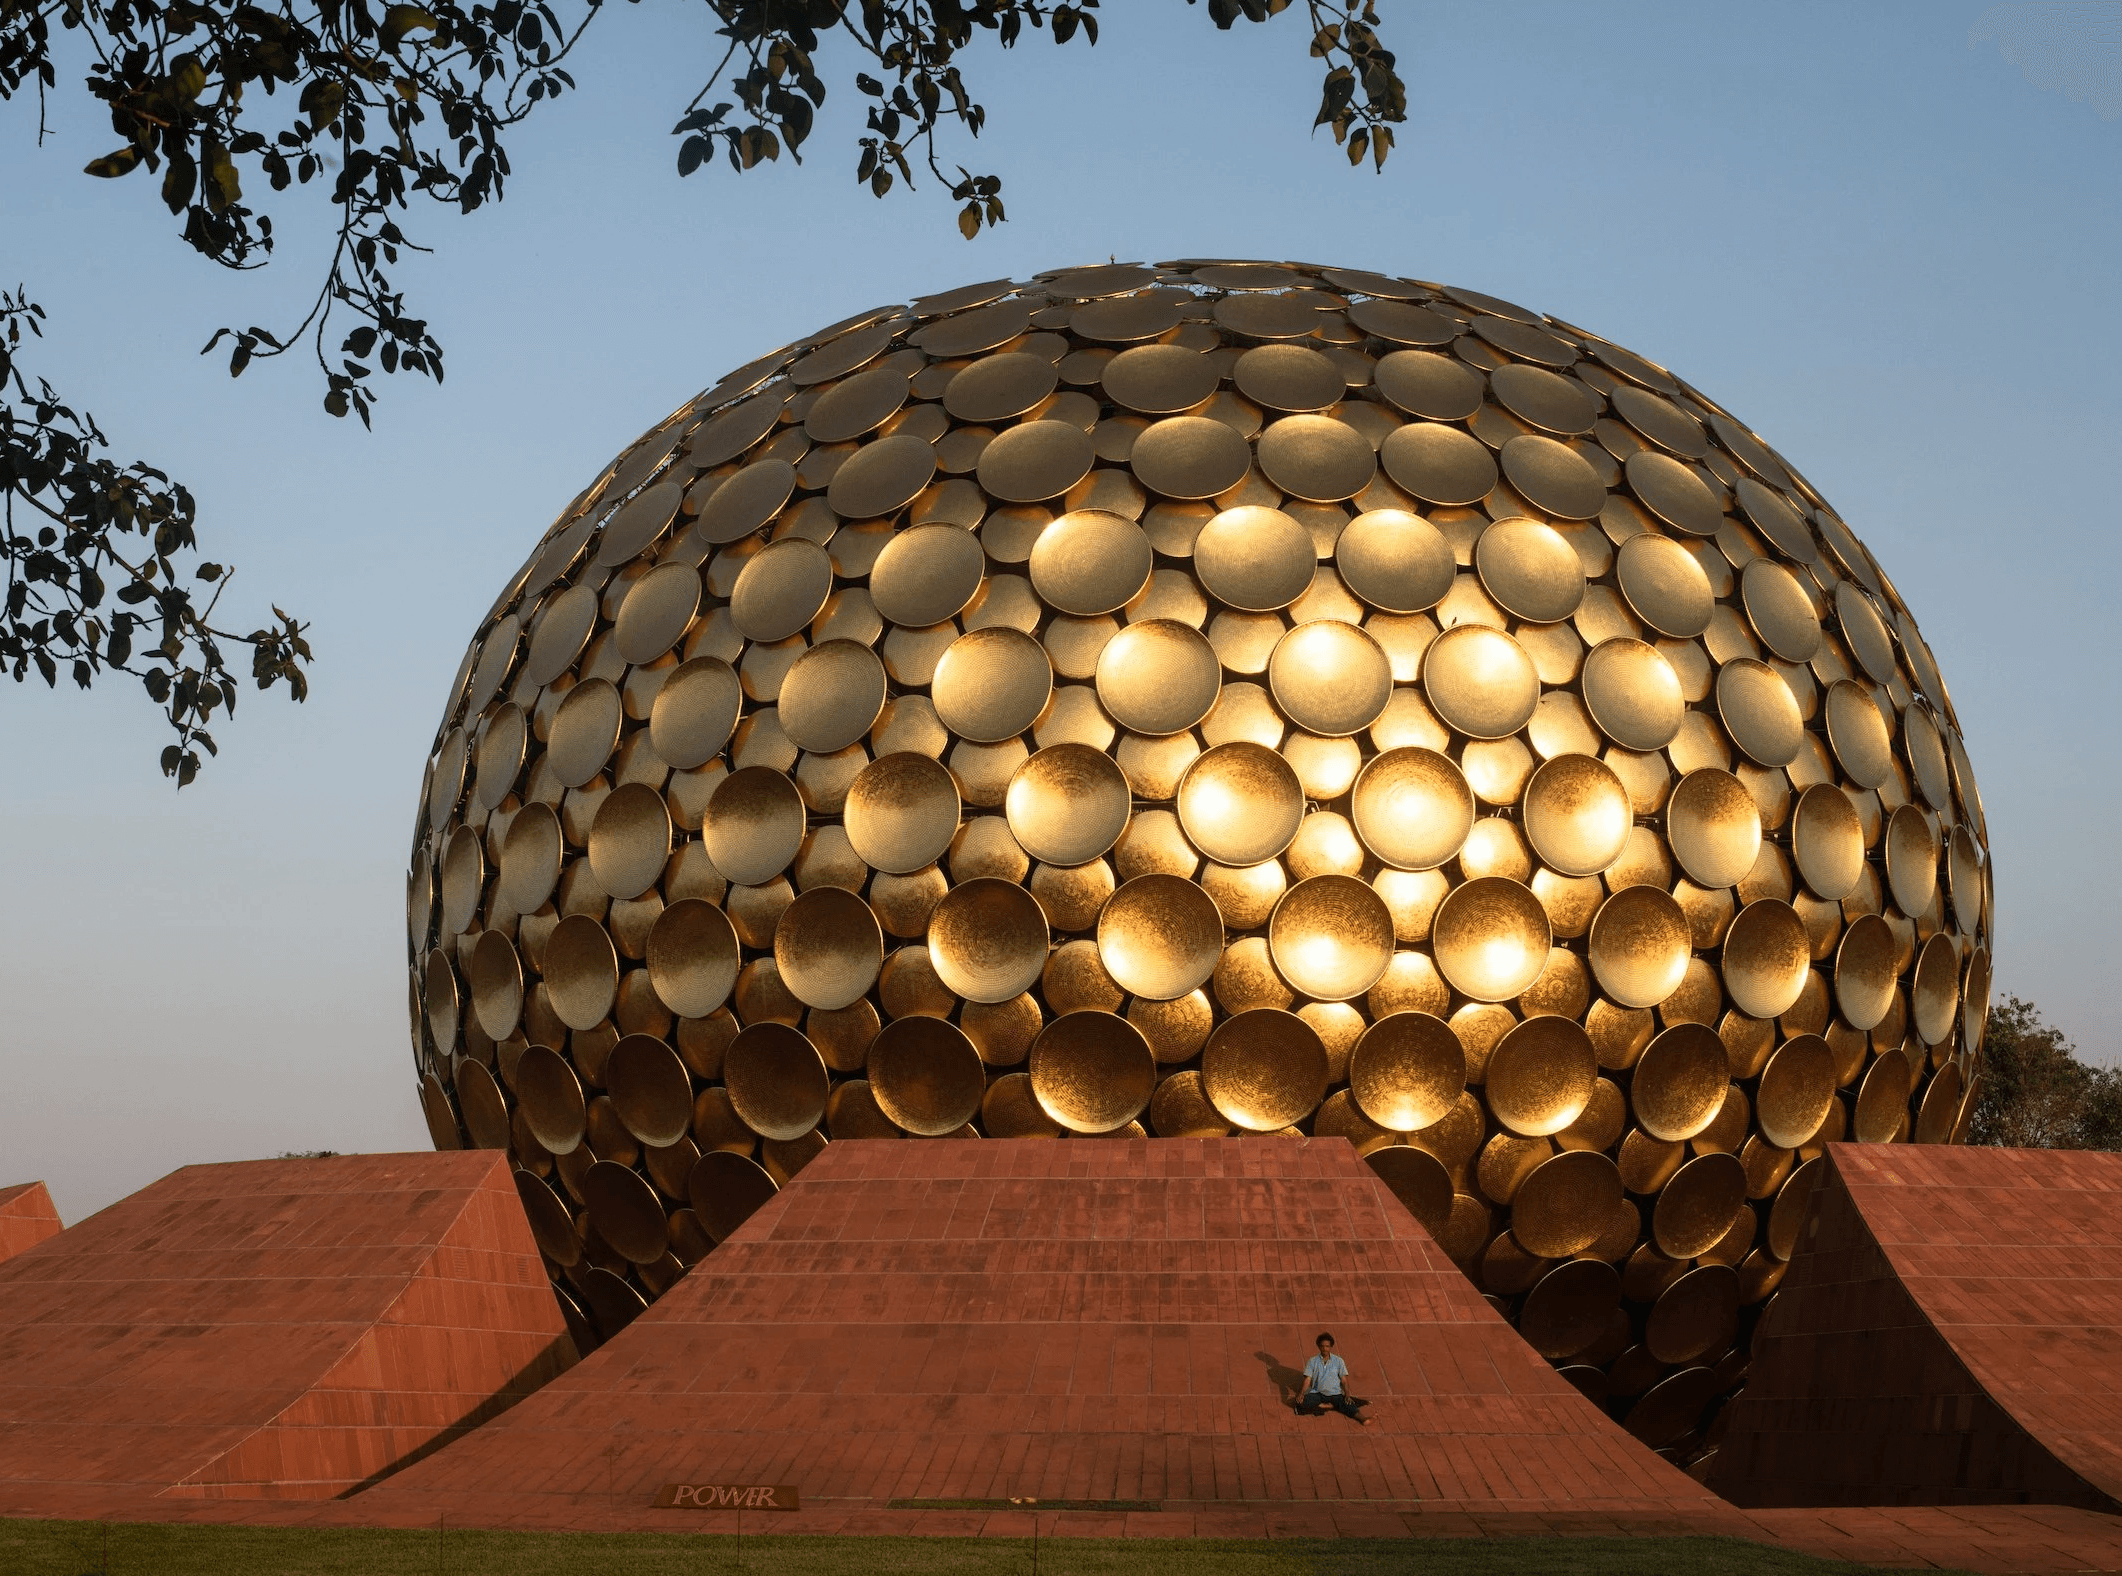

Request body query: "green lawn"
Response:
[0, 1520, 1962, 1576]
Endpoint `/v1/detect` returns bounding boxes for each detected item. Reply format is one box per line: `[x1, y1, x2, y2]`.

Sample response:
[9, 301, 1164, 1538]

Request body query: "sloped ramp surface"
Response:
[0, 1182, 61, 1266]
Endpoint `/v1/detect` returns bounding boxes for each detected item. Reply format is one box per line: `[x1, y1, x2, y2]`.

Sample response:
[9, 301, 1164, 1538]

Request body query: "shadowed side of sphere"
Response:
[929, 877, 1052, 1003]
[868, 1015, 985, 1135]
[721, 1022, 830, 1142]
[1201, 1009, 1329, 1131]
[1512, 1150, 1623, 1257]
[1030, 1011, 1156, 1132]
[1350, 1012, 1467, 1132]
[1096, 620, 1221, 736]
[1098, 874, 1223, 1001]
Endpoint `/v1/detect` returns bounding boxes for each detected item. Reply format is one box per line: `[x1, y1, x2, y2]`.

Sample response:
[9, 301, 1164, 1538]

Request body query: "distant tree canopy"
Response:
[1969, 997, 2122, 1152]
[1, 0, 1404, 779]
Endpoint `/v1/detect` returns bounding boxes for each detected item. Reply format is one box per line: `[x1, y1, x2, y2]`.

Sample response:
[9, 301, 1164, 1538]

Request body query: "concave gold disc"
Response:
[1912, 931, 1961, 1046]
[548, 678, 623, 787]
[650, 656, 743, 770]
[1500, 435, 1606, 519]
[1005, 742, 1132, 866]
[1096, 619, 1222, 736]
[615, 561, 703, 666]
[942, 352, 1057, 424]
[730, 537, 834, 643]
[1475, 518, 1585, 623]
[1029, 509, 1155, 616]
[1200, 1008, 1330, 1131]
[868, 1014, 985, 1135]
[513, 1170, 581, 1266]
[1837, 581, 1900, 684]
[1586, 886, 1691, 1009]
[845, 752, 962, 874]
[977, 419, 1096, 503]
[514, 1043, 587, 1154]
[1373, 351, 1484, 419]
[543, 913, 620, 1030]
[1100, 344, 1222, 414]
[587, 781, 672, 902]
[1491, 363, 1596, 436]
[1365, 1146, 1454, 1238]
[1632, 1023, 1731, 1141]
[645, 898, 740, 1019]
[1267, 875, 1395, 1002]
[1581, 638, 1684, 752]
[831, 433, 939, 518]
[468, 928, 525, 1042]
[983, 1071, 1064, 1138]
[1834, 913, 1897, 1032]
[706, 766, 807, 886]
[1791, 783, 1864, 900]
[1885, 804, 1938, 919]
[1268, 621, 1392, 737]
[1098, 874, 1223, 1001]
[1257, 413, 1377, 502]
[1379, 422, 1498, 506]
[1625, 450, 1722, 536]
[583, 1159, 671, 1265]
[606, 1033, 693, 1148]
[1740, 558, 1821, 662]
[1176, 742, 1305, 866]
[722, 1022, 830, 1142]
[1520, 1258, 1622, 1359]
[687, 1149, 778, 1243]
[1666, 768, 1762, 890]
[926, 877, 1050, 1003]
[1853, 1046, 1910, 1143]
[1765, 1154, 1826, 1261]
[524, 583, 598, 686]
[1653, 1151, 1748, 1259]
[1486, 1015, 1597, 1137]
[1349, 1012, 1467, 1132]
[808, 363, 913, 441]
[1334, 509, 1455, 613]
[1194, 506, 1317, 612]
[1520, 755, 1631, 878]
[1130, 415, 1253, 500]
[695, 458, 797, 546]
[1615, 533, 1713, 639]
[1431, 877, 1551, 1002]
[1722, 899, 1812, 1020]
[1511, 1150, 1624, 1258]
[1716, 659, 1804, 767]
[933, 626, 1054, 743]
[1421, 624, 1539, 740]
[774, 885, 884, 1011]
[1825, 679, 1895, 789]
[1029, 1010, 1157, 1132]
[778, 639, 889, 754]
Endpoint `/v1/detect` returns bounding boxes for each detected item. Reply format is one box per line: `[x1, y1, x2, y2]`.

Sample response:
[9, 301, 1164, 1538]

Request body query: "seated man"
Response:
[1294, 1332, 1368, 1424]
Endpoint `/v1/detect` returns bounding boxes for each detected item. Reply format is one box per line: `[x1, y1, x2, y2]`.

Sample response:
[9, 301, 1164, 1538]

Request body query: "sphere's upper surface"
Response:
[409, 260, 1993, 1452]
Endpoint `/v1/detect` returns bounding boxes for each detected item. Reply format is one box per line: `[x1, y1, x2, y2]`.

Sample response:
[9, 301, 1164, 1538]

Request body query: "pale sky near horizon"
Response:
[2, 1, 2116, 1225]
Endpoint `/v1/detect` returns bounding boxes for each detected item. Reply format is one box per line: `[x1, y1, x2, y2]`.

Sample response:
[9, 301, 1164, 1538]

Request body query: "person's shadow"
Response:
[1254, 1350, 1307, 1407]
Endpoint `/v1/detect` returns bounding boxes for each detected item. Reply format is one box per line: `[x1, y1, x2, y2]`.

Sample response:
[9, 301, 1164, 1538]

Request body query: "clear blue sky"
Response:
[2, 1, 2116, 1222]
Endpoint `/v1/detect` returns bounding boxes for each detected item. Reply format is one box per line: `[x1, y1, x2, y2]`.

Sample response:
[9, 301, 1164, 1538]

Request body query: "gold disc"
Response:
[1499, 434, 1606, 519]
[1349, 1012, 1467, 1132]
[645, 898, 740, 1020]
[1200, 1008, 1330, 1131]
[1129, 415, 1253, 500]
[514, 1043, 586, 1154]
[1486, 1015, 1597, 1137]
[1268, 621, 1392, 737]
[1912, 931, 1961, 1046]
[1100, 343, 1221, 415]
[650, 656, 743, 770]
[932, 626, 1054, 743]
[1581, 638, 1684, 752]
[1267, 875, 1394, 1002]
[1421, 624, 1539, 740]
[1615, 532, 1713, 638]
[706, 766, 807, 887]
[1520, 754, 1631, 878]
[807, 363, 912, 441]
[1722, 898, 1812, 1020]
[1379, 422, 1498, 506]
[1096, 619, 1222, 736]
[721, 1021, 829, 1142]
[606, 1033, 693, 1148]
[927, 877, 1050, 1003]
[1029, 1010, 1157, 1133]
[1717, 659, 1804, 767]
[1511, 1150, 1624, 1258]
[1334, 509, 1455, 614]
[1645, 1264, 1740, 1365]
[583, 1159, 671, 1265]
[1653, 1151, 1748, 1259]
[1666, 768, 1762, 890]
[1176, 742, 1305, 866]
[1098, 874, 1224, 1001]
[1349, 747, 1474, 871]
[694, 458, 796, 546]
[1792, 783, 1864, 900]
[1491, 363, 1596, 436]
[543, 913, 620, 1030]
[1885, 803, 1939, 919]
[778, 639, 889, 754]
[1365, 1146, 1454, 1239]
[982, 1071, 1063, 1138]
[1631, 1023, 1731, 1141]
[1834, 913, 1897, 1032]
[1475, 518, 1585, 623]
[1586, 886, 1691, 1009]
[1624, 449, 1722, 536]
[829, 433, 938, 518]
[467, 929, 524, 1042]
[1520, 1258, 1622, 1359]
[844, 751, 962, 874]
[1232, 343, 1343, 412]
[1432, 877, 1552, 1002]
[1194, 505, 1317, 612]
[730, 537, 834, 643]
[869, 521, 987, 628]
[1005, 742, 1132, 866]
[687, 1149, 779, 1245]
[1256, 413, 1377, 502]
[1825, 679, 1895, 789]
[1029, 509, 1155, 616]
[773, 885, 884, 1011]
[867, 1014, 985, 1136]
[1740, 558, 1821, 662]
[615, 561, 704, 666]
[942, 352, 1057, 424]
[548, 677, 623, 787]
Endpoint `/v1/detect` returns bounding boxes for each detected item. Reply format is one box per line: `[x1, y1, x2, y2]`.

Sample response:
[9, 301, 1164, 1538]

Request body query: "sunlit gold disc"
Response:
[730, 538, 834, 643]
[1333, 509, 1454, 614]
[524, 583, 598, 687]
[776, 638, 888, 756]
[1231, 343, 1342, 412]
[1884, 804, 1937, 920]
[1421, 624, 1539, 740]
[866, 1015, 985, 1136]
[1432, 877, 1551, 1001]
[1379, 422, 1497, 506]
[645, 898, 740, 1019]
[829, 433, 938, 518]
[1631, 1023, 1730, 1141]
[1717, 659, 1804, 767]
[1500, 434, 1606, 519]
[1653, 1151, 1748, 1259]
[1029, 1010, 1156, 1132]
[721, 1021, 830, 1142]
[1129, 414, 1253, 500]
[936, 351, 1055, 423]
[1347, 1012, 1466, 1132]
[548, 677, 623, 788]
[1176, 742, 1305, 866]
[1349, 747, 1474, 872]
[930, 626, 1053, 744]
[845, 752, 962, 874]
[1097, 874, 1223, 1001]
[605, 1033, 692, 1148]
[1520, 755, 1631, 878]
[1791, 784, 1864, 900]
[865, 522, 984, 629]
[1917, 1059, 1964, 1145]
[586, 781, 672, 901]
[1266, 621, 1392, 738]
[1835, 581, 1899, 684]
[1371, 351, 1483, 421]
[1853, 1047, 1910, 1144]
[542, 913, 619, 1030]
[1095, 619, 1221, 736]
[705, 766, 806, 886]
[1201, 1008, 1330, 1131]
[1193, 505, 1317, 612]
[1489, 363, 1596, 436]
[1005, 743, 1131, 866]
[1828, 913, 1895, 1034]
[1718, 897, 1812, 1022]
[1580, 638, 1683, 752]
[648, 656, 742, 771]
[1366, 1146, 1454, 1238]
[1613, 532, 1713, 639]
[806, 363, 912, 443]
[1099, 344, 1221, 414]
[515, 1043, 586, 1154]
[612, 562, 702, 669]
[1266, 875, 1394, 1002]
[926, 877, 1049, 1003]
[1028, 509, 1154, 616]
[1623, 450, 1721, 536]
[1665, 769, 1762, 891]
[1824, 679, 1895, 789]
[466, 928, 524, 1043]
[1912, 931, 1961, 1047]
[1257, 414, 1377, 502]
[1739, 558, 1821, 663]
[1586, 886, 1691, 1009]
[496, 804, 563, 920]
[772, 885, 884, 1012]
[1475, 519, 1585, 623]
[1486, 1015, 1598, 1138]
[1512, 1150, 1624, 1258]
[687, 1149, 778, 1244]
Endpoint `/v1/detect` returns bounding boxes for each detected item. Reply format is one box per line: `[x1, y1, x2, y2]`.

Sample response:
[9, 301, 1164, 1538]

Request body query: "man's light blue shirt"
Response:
[1303, 1353, 1347, 1396]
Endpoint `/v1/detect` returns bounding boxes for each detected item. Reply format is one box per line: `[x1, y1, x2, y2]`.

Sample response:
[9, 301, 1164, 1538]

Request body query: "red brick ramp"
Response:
[0, 1182, 61, 1266]
[1714, 1143, 2122, 1511]
[0, 1153, 575, 1514]
[354, 1137, 1720, 1529]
